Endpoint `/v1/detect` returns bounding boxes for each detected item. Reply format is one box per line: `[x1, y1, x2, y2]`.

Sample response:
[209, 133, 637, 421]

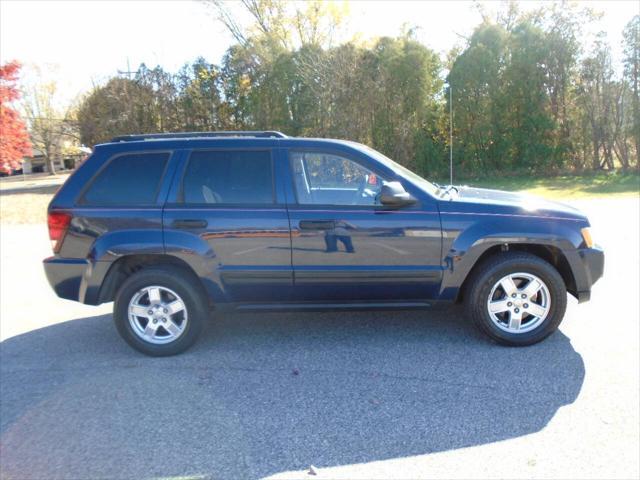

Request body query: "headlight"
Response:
[581, 227, 594, 248]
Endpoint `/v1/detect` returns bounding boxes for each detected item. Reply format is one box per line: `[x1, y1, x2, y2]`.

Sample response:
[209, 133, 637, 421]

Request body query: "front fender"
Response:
[438, 215, 584, 300]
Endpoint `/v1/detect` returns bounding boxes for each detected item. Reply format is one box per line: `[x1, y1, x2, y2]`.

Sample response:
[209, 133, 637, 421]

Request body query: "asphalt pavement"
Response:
[0, 197, 638, 480]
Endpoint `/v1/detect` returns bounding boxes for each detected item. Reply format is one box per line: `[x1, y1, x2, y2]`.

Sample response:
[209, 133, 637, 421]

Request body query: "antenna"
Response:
[449, 82, 453, 185]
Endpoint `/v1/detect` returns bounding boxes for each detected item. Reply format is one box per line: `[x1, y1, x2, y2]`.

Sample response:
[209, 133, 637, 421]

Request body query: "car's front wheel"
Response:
[465, 252, 567, 346]
[113, 266, 207, 356]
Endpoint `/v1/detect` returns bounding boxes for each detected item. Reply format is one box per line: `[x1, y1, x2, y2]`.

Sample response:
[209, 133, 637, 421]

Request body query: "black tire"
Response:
[113, 265, 208, 356]
[465, 252, 567, 346]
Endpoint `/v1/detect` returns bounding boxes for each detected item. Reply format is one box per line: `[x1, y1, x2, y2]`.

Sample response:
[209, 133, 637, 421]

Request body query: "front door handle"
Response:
[299, 220, 335, 231]
[172, 219, 208, 229]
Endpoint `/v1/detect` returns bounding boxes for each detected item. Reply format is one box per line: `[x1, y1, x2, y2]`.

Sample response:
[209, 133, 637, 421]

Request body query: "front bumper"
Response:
[574, 245, 604, 303]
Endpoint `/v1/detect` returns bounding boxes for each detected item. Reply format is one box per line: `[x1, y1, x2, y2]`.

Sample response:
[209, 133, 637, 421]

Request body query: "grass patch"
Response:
[0, 174, 67, 225]
[449, 172, 640, 200]
[0, 192, 52, 224]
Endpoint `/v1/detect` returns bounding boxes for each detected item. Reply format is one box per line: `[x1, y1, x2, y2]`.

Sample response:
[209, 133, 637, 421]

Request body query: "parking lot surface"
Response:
[1, 197, 638, 479]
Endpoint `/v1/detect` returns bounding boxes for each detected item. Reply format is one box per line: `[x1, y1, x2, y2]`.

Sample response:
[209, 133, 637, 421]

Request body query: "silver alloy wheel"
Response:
[128, 285, 188, 345]
[486, 272, 551, 334]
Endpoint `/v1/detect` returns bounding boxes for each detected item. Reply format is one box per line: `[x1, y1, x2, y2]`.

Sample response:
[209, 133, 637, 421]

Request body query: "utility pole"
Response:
[117, 58, 138, 79]
[449, 82, 453, 185]
[117, 58, 139, 136]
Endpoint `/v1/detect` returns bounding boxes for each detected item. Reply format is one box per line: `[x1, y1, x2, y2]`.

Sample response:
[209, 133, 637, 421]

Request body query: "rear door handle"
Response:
[299, 220, 335, 230]
[172, 219, 208, 229]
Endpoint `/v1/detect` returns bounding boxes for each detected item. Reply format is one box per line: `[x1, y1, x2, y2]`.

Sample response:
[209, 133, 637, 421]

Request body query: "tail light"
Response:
[47, 211, 71, 253]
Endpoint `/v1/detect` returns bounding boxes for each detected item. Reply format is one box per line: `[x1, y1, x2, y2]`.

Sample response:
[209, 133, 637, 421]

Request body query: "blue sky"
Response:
[1, 0, 637, 105]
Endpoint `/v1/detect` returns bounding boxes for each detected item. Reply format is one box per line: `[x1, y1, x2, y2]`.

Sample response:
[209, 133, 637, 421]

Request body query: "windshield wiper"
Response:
[437, 184, 459, 199]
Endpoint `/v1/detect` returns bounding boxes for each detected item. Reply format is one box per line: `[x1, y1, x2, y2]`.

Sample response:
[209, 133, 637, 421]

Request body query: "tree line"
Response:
[73, 1, 639, 178]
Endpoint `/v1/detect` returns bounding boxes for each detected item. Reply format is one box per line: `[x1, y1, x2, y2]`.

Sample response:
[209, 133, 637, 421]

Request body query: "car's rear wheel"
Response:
[113, 266, 207, 356]
[465, 252, 567, 346]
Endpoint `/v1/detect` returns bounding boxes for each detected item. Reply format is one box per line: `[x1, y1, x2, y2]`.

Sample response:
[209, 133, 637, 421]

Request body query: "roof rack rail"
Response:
[110, 131, 287, 142]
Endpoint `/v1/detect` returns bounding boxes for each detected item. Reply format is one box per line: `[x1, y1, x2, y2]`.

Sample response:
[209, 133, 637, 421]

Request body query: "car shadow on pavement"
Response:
[0, 306, 585, 480]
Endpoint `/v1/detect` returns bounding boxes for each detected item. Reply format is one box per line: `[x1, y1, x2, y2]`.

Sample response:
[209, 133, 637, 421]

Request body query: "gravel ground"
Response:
[0, 197, 638, 480]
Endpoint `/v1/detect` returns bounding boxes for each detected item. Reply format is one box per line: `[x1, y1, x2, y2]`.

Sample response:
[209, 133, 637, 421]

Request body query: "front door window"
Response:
[290, 151, 384, 206]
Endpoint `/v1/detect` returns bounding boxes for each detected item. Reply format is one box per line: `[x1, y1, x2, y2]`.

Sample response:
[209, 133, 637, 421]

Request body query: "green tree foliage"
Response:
[578, 34, 618, 170]
[447, 24, 508, 173]
[447, 3, 637, 174]
[622, 15, 639, 166]
[75, 2, 638, 176]
[505, 22, 556, 171]
[176, 58, 227, 131]
[77, 77, 158, 146]
[78, 58, 229, 145]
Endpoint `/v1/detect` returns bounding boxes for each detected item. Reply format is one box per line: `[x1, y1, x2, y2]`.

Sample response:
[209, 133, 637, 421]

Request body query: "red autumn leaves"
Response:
[1, 61, 32, 174]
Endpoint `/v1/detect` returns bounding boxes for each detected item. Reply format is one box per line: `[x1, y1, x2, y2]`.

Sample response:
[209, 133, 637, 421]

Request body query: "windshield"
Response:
[354, 144, 439, 196]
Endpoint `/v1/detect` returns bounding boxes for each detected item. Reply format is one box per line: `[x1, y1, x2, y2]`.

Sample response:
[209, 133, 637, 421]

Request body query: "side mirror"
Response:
[379, 181, 417, 208]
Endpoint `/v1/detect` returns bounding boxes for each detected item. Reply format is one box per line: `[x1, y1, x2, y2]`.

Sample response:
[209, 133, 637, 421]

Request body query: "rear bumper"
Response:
[43, 257, 120, 305]
[574, 246, 604, 303]
[43, 256, 87, 302]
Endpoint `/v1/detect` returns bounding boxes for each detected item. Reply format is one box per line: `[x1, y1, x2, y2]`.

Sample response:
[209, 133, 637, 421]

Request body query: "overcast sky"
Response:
[1, 0, 638, 104]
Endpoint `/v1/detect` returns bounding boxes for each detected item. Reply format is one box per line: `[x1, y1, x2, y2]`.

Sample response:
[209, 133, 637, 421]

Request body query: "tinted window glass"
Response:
[182, 150, 273, 204]
[82, 152, 168, 205]
[290, 151, 386, 206]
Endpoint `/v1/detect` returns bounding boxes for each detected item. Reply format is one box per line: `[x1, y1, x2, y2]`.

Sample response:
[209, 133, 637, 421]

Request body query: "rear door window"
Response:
[81, 152, 169, 205]
[181, 150, 274, 205]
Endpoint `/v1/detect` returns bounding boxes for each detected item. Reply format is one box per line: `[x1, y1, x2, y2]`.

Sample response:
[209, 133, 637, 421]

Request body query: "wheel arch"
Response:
[456, 243, 577, 302]
[97, 254, 210, 306]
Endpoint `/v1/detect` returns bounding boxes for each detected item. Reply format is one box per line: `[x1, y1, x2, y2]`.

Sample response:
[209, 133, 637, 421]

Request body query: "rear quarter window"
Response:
[80, 152, 169, 206]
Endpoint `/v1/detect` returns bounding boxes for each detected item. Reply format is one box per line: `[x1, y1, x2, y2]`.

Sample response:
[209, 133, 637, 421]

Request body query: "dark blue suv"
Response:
[44, 131, 604, 355]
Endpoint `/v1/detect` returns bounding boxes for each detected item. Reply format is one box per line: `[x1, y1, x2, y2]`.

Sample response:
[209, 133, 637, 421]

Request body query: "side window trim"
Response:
[178, 148, 277, 207]
[75, 150, 172, 207]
